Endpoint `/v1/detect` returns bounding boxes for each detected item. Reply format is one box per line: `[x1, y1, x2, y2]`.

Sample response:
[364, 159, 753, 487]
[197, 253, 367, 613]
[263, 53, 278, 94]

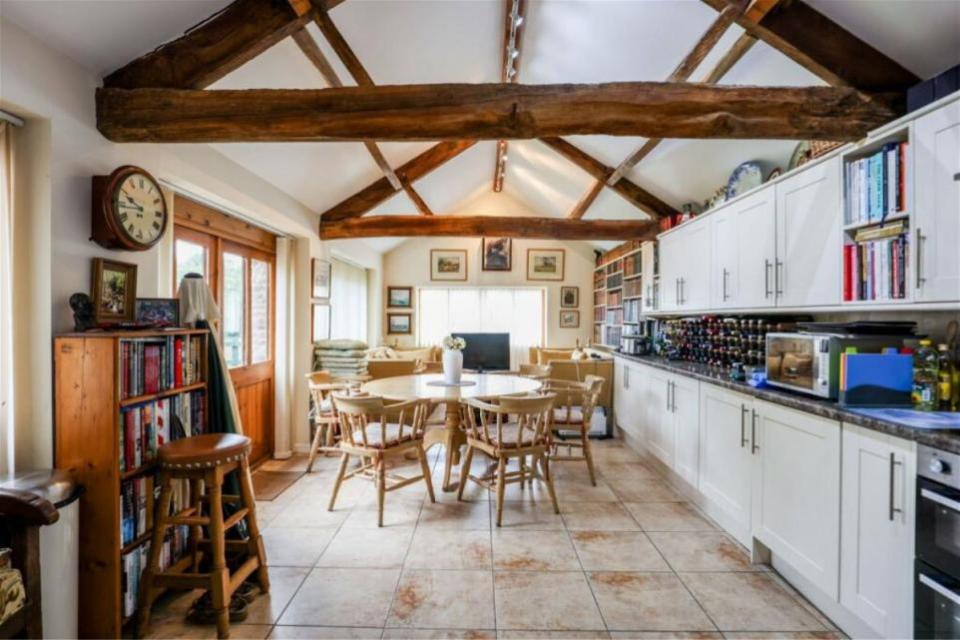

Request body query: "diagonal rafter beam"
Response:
[321, 140, 476, 222]
[540, 138, 676, 220]
[97, 82, 898, 143]
[493, 0, 527, 192]
[319, 215, 659, 241]
[700, 0, 918, 93]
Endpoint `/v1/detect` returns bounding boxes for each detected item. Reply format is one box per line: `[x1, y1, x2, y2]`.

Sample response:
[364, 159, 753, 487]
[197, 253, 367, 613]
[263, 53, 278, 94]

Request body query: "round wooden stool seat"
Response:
[159, 433, 251, 470]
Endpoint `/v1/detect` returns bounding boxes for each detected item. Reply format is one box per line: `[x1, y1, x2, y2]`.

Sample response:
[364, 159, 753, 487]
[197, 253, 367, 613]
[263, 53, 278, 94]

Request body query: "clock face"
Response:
[112, 172, 166, 247]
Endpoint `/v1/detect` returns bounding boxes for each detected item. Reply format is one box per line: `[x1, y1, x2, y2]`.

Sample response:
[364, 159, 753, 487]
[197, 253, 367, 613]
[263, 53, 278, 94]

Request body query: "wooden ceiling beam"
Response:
[701, 0, 918, 93]
[493, 0, 527, 192]
[318, 215, 658, 241]
[97, 82, 898, 143]
[540, 137, 677, 220]
[321, 140, 477, 221]
[102, 0, 343, 89]
[567, 180, 606, 220]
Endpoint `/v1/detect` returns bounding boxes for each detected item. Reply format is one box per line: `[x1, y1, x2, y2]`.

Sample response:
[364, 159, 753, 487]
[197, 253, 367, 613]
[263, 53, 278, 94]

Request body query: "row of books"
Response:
[119, 391, 207, 472]
[120, 477, 149, 547]
[844, 141, 907, 226]
[843, 228, 909, 301]
[120, 335, 204, 399]
[121, 524, 190, 618]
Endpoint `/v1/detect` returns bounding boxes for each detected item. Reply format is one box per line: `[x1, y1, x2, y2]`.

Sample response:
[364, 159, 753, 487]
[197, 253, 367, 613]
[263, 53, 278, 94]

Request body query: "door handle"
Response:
[722, 268, 729, 301]
[675, 278, 680, 305]
[750, 409, 759, 454]
[679, 278, 685, 306]
[775, 260, 784, 298]
[764, 259, 772, 298]
[740, 404, 749, 448]
[889, 453, 902, 521]
[915, 227, 926, 288]
[666, 380, 671, 411]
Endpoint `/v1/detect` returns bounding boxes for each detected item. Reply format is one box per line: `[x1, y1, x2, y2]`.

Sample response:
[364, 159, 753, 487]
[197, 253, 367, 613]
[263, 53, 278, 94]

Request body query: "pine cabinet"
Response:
[751, 399, 841, 600]
[698, 384, 754, 546]
[913, 99, 960, 302]
[840, 425, 915, 639]
[774, 156, 842, 307]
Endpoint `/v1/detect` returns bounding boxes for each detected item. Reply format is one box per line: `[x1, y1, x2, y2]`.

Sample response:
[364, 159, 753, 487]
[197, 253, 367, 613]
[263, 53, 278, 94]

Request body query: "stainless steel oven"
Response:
[916, 445, 960, 638]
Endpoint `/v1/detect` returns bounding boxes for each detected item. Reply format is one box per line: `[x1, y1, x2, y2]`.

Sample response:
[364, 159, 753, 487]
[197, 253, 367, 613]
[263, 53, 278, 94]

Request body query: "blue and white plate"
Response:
[726, 161, 764, 199]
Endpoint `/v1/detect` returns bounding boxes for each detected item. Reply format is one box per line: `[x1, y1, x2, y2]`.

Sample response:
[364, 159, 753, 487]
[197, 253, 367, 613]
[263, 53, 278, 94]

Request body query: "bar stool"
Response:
[136, 433, 269, 639]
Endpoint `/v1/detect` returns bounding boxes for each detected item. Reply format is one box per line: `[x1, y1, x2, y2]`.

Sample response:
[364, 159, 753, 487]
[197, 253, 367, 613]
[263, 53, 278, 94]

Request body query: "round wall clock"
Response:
[91, 165, 168, 251]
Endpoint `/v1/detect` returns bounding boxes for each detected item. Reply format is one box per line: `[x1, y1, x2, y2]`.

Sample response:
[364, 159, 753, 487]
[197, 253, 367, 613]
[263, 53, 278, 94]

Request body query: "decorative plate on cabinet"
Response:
[726, 161, 764, 199]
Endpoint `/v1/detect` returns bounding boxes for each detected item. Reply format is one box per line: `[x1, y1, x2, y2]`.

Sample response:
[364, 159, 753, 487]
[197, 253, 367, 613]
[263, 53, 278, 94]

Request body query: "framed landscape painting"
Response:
[527, 248, 565, 281]
[387, 286, 413, 308]
[559, 310, 580, 328]
[482, 237, 512, 271]
[91, 258, 137, 324]
[430, 249, 467, 281]
[560, 286, 579, 308]
[387, 313, 412, 335]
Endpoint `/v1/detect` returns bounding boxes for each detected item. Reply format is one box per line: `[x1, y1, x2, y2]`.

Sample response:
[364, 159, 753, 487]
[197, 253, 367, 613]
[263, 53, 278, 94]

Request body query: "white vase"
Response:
[442, 348, 463, 385]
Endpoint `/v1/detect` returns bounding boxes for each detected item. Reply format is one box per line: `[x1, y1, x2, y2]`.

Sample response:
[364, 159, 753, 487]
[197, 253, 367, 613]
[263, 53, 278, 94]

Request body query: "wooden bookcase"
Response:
[593, 240, 644, 347]
[54, 329, 209, 638]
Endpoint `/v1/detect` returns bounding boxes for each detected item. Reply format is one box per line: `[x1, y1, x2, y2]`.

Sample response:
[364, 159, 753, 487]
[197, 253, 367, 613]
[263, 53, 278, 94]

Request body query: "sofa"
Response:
[528, 347, 613, 414]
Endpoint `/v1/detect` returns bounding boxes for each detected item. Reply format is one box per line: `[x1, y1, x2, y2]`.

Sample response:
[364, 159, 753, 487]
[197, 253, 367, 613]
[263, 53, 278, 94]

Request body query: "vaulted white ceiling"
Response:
[3, 0, 959, 254]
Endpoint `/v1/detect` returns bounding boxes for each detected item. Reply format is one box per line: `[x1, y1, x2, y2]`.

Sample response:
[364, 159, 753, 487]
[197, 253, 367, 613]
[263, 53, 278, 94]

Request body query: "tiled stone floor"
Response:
[145, 439, 845, 640]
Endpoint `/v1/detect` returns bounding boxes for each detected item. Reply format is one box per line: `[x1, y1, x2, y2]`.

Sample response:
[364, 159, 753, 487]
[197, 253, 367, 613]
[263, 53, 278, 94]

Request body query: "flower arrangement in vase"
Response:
[441, 335, 467, 384]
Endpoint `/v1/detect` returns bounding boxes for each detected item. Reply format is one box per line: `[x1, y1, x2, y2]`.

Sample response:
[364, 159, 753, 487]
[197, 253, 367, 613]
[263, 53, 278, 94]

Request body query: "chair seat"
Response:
[159, 433, 251, 469]
[347, 422, 416, 449]
[553, 407, 585, 424]
[472, 423, 543, 449]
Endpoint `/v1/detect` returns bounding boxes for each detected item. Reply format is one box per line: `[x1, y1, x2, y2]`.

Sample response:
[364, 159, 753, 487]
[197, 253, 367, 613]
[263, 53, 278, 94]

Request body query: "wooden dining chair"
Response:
[305, 371, 351, 472]
[329, 395, 435, 526]
[543, 375, 604, 485]
[457, 394, 559, 526]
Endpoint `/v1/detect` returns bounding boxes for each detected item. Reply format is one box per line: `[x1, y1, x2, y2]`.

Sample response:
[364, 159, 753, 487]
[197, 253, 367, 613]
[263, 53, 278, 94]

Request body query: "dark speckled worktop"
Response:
[612, 352, 960, 455]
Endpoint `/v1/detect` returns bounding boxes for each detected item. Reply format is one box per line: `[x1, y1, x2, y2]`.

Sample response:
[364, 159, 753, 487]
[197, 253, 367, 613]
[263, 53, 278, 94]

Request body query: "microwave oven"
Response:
[765, 332, 903, 399]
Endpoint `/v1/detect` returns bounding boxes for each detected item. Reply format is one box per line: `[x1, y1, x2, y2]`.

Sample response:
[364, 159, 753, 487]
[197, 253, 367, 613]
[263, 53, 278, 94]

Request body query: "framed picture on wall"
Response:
[430, 249, 467, 281]
[387, 286, 413, 309]
[527, 248, 565, 281]
[135, 298, 180, 327]
[559, 310, 580, 329]
[387, 313, 412, 335]
[91, 258, 138, 324]
[312, 258, 332, 300]
[560, 286, 579, 308]
[312, 303, 331, 342]
[481, 237, 512, 271]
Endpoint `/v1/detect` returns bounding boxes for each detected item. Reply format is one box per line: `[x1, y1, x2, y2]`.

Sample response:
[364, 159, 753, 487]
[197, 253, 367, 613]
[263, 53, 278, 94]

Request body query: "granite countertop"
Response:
[612, 352, 960, 455]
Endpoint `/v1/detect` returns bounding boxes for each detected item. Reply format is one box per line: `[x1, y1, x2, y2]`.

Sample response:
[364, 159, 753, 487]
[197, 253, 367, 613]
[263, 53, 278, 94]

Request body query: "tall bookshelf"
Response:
[593, 240, 643, 347]
[54, 329, 209, 638]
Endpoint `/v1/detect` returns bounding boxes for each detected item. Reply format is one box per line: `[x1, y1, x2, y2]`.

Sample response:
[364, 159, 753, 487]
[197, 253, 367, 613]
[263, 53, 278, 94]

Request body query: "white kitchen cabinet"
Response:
[660, 219, 711, 311]
[840, 425, 915, 639]
[644, 366, 674, 467]
[775, 156, 842, 307]
[698, 384, 754, 546]
[724, 189, 777, 309]
[913, 99, 960, 302]
[640, 241, 659, 313]
[671, 374, 700, 489]
[614, 360, 643, 440]
[710, 207, 739, 309]
[614, 359, 631, 436]
[751, 399, 841, 599]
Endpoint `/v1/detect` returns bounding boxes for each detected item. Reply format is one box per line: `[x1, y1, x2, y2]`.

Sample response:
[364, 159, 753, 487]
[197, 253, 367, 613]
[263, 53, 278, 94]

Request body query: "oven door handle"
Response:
[919, 573, 960, 607]
[921, 488, 960, 514]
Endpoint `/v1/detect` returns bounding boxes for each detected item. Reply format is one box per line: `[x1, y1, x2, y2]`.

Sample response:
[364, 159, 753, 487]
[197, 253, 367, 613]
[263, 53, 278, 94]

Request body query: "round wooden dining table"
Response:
[362, 373, 542, 491]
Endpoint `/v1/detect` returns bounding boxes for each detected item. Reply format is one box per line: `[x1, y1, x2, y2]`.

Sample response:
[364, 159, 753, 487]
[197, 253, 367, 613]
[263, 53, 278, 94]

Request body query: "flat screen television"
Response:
[452, 333, 510, 371]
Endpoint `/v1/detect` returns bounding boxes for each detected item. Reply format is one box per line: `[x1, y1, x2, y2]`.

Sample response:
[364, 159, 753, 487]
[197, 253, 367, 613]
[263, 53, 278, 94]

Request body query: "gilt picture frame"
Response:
[430, 249, 468, 281]
[387, 286, 413, 309]
[91, 258, 138, 324]
[560, 286, 579, 308]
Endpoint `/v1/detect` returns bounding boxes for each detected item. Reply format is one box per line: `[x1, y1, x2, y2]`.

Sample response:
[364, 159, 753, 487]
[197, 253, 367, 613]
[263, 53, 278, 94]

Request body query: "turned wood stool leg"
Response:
[238, 455, 270, 594]
[207, 467, 230, 640]
[188, 477, 204, 572]
[137, 470, 173, 638]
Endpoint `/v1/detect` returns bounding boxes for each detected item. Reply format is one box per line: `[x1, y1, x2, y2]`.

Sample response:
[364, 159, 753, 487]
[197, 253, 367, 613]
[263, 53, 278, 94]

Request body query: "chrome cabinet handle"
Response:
[679, 278, 685, 306]
[750, 409, 759, 454]
[666, 380, 671, 411]
[740, 404, 748, 447]
[764, 259, 772, 298]
[722, 268, 729, 301]
[775, 260, 784, 297]
[916, 227, 925, 288]
[889, 453, 902, 521]
[675, 278, 680, 305]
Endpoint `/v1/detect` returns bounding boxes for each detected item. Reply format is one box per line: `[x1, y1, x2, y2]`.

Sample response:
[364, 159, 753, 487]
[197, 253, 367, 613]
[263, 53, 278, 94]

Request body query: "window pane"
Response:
[250, 259, 270, 363]
[175, 239, 206, 288]
[222, 253, 246, 368]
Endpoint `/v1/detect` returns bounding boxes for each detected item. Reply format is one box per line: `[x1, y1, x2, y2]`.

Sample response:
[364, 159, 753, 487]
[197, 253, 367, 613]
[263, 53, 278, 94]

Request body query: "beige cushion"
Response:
[366, 346, 398, 360]
[472, 423, 541, 449]
[553, 407, 585, 424]
[346, 422, 414, 449]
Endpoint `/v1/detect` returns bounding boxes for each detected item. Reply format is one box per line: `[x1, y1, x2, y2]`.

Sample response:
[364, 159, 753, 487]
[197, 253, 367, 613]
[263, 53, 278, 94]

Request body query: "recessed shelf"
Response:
[842, 211, 909, 232]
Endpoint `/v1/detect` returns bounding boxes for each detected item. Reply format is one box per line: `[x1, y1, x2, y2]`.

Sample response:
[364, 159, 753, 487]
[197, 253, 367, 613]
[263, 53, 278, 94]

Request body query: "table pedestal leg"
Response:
[422, 401, 466, 492]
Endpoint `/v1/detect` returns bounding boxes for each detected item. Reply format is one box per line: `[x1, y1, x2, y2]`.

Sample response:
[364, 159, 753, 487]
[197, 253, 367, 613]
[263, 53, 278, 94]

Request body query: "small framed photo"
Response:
[560, 286, 579, 308]
[387, 313, 412, 335]
[135, 298, 180, 327]
[312, 303, 331, 342]
[527, 248, 565, 281]
[387, 286, 413, 309]
[91, 258, 138, 324]
[559, 310, 580, 329]
[430, 249, 467, 281]
[482, 237, 512, 271]
[312, 258, 332, 300]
